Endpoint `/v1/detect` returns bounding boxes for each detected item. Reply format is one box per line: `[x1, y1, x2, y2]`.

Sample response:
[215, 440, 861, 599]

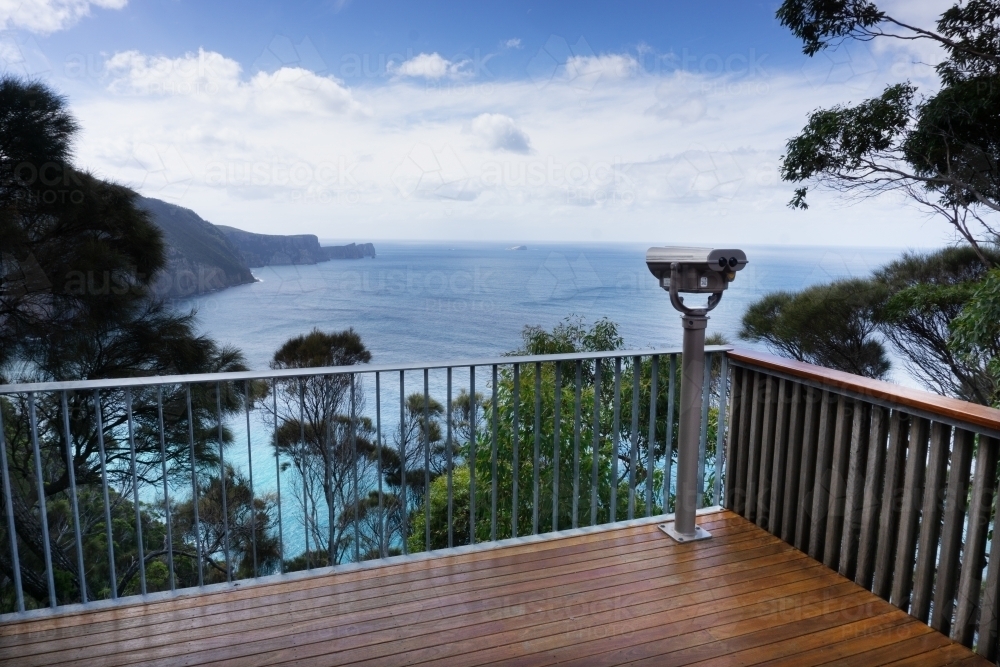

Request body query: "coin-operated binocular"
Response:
[646, 247, 748, 543]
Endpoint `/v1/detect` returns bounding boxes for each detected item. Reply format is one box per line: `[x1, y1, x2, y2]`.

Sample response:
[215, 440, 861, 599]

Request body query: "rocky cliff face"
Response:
[138, 198, 257, 299]
[138, 198, 376, 297]
[216, 226, 376, 267]
[323, 243, 377, 260]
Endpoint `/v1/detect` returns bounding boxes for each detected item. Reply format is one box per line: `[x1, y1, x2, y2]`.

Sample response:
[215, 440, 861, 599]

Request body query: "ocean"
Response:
[182, 242, 909, 369]
[171, 242, 911, 558]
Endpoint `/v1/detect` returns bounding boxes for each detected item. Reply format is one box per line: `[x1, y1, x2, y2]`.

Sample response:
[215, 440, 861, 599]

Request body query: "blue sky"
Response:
[2, 0, 955, 246]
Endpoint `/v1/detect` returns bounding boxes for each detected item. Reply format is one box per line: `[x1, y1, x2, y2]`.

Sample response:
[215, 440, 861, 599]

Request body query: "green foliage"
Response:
[272, 328, 371, 369]
[950, 268, 1000, 406]
[407, 467, 471, 553]
[739, 278, 891, 379]
[776, 1, 885, 57]
[781, 83, 915, 187]
[739, 245, 1000, 405]
[406, 317, 725, 553]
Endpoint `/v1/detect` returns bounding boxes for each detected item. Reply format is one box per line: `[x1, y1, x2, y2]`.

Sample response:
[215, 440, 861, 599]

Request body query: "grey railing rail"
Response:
[0, 347, 729, 617]
[724, 348, 1000, 660]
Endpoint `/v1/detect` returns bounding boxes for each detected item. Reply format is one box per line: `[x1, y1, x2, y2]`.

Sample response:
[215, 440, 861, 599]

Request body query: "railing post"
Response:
[664, 314, 711, 542]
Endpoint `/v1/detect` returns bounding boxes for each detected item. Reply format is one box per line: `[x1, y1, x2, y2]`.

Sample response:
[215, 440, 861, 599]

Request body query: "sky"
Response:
[0, 0, 960, 246]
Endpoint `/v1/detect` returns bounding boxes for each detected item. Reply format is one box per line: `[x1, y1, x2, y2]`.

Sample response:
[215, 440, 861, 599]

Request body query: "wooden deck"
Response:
[0, 510, 988, 666]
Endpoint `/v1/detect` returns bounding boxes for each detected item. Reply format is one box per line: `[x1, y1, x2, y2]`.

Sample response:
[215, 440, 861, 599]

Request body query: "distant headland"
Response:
[137, 196, 375, 299]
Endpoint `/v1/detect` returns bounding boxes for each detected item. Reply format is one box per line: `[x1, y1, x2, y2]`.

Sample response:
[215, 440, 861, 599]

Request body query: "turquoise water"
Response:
[172, 242, 909, 558]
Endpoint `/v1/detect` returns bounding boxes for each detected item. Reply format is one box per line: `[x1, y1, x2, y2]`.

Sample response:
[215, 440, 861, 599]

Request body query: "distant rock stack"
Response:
[323, 242, 377, 260]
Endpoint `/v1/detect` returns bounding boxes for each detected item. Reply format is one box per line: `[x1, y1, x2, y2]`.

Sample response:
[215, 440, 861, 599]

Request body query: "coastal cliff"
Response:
[138, 197, 376, 298]
[138, 197, 256, 299]
[216, 226, 376, 267]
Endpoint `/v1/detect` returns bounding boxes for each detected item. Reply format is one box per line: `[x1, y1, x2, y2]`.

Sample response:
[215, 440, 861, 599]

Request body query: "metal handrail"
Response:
[0, 346, 730, 616]
[0, 347, 733, 394]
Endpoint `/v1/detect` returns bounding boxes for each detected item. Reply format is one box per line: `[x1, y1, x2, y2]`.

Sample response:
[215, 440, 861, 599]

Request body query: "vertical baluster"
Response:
[469, 367, 476, 546]
[780, 382, 805, 544]
[810, 391, 840, 559]
[273, 381, 283, 573]
[953, 435, 999, 646]
[873, 410, 909, 600]
[793, 386, 821, 552]
[822, 395, 854, 571]
[754, 375, 777, 527]
[977, 437, 1000, 661]
[243, 382, 257, 578]
[125, 389, 147, 595]
[744, 372, 764, 522]
[423, 368, 430, 551]
[891, 416, 930, 610]
[931, 428, 974, 635]
[696, 352, 711, 510]
[911, 421, 950, 622]
[723, 365, 743, 511]
[553, 362, 562, 531]
[491, 365, 498, 542]
[733, 369, 753, 516]
[855, 405, 889, 590]
[186, 387, 204, 587]
[646, 356, 658, 516]
[93, 391, 118, 598]
[767, 379, 789, 535]
[375, 372, 384, 558]
[299, 380, 309, 570]
[399, 371, 407, 556]
[0, 395, 24, 611]
[215, 383, 231, 582]
[611, 357, 621, 523]
[28, 394, 56, 607]
[839, 401, 872, 581]
[324, 377, 334, 567]
[591, 358, 602, 526]
[628, 356, 639, 520]
[446, 367, 454, 549]
[157, 387, 175, 591]
[664, 354, 676, 513]
[533, 362, 541, 535]
[573, 360, 582, 527]
[351, 374, 359, 562]
[512, 364, 520, 538]
[60, 392, 87, 603]
[713, 355, 728, 508]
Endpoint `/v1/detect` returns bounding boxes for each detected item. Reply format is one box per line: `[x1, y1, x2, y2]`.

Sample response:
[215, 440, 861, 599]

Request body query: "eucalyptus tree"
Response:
[268, 328, 376, 566]
[778, 0, 1000, 262]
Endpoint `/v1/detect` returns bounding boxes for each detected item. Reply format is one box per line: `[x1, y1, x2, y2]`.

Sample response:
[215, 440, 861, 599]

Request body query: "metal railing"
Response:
[724, 348, 1000, 661]
[0, 346, 729, 616]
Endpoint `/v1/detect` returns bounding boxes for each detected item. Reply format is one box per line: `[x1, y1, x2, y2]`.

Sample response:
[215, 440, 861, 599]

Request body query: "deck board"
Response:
[0, 510, 988, 667]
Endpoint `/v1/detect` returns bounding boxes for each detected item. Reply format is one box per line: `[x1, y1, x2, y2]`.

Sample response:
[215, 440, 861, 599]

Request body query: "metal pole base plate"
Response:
[658, 523, 712, 543]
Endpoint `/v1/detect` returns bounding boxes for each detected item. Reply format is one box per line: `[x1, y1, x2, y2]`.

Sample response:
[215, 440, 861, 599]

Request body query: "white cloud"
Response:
[105, 49, 242, 95]
[388, 52, 470, 80]
[0, 0, 126, 34]
[64, 45, 956, 248]
[103, 47, 367, 115]
[470, 113, 531, 154]
[503, 38, 522, 50]
[565, 54, 638, 80]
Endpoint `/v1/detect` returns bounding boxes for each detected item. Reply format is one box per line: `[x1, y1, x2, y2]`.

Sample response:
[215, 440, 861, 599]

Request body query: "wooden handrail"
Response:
[727, 348, 1000, 434]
